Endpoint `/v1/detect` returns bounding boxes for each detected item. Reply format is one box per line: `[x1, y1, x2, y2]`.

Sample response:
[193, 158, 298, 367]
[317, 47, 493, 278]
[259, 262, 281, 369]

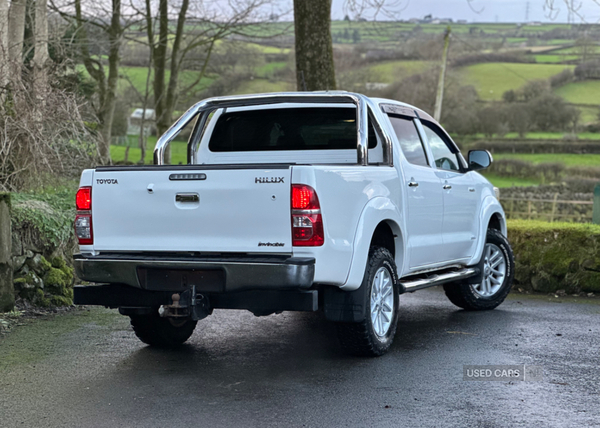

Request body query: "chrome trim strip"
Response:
[292, 209, 321, 215]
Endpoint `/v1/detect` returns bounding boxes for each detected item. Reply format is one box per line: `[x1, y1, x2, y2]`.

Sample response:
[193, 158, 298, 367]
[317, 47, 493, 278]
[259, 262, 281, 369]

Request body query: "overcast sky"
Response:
[273, 1, 600, 23]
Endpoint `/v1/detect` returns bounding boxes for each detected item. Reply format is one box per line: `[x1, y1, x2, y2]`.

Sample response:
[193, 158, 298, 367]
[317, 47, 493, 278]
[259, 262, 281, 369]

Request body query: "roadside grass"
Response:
[0, 308, 123, 369]
[481, 174, 541, 188]
[554, 80, 600, 105]
[458, 63, 575, 101]
[493, 153, 600, 167]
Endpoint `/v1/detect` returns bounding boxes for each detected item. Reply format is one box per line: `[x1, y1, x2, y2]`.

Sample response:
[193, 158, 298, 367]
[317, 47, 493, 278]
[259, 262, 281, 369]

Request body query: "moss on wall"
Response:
[508, 220, 600, 293]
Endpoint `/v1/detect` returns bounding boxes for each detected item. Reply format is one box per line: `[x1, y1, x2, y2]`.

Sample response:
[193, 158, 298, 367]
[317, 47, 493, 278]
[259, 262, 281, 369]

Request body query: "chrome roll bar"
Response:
[153, 91, 387, 166]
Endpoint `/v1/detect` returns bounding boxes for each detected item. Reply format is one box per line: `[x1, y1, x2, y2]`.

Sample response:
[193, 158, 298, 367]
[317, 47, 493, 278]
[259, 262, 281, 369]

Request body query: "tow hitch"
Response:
[158, 286, 211, 321]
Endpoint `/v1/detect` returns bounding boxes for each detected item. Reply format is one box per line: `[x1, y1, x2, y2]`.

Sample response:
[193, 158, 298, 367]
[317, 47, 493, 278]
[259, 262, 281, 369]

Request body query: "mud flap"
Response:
[323, 285, 368, 323]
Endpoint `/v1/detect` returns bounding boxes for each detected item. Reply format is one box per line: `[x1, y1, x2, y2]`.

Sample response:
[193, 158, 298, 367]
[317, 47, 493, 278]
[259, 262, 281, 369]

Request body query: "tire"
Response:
[444, 228, 514, 311]
[336, 247, 400, 357]
[129, 311, 197, 348]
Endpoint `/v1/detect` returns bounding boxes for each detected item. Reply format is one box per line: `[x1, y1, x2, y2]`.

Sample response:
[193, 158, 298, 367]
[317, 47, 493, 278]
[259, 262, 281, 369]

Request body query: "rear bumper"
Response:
[73, 284, 318, 314]
[73, 253, 315, 292]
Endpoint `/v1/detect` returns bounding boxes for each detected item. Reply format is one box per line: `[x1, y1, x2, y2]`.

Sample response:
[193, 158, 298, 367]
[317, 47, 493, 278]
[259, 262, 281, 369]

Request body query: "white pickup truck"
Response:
[73, 92, 514, 356]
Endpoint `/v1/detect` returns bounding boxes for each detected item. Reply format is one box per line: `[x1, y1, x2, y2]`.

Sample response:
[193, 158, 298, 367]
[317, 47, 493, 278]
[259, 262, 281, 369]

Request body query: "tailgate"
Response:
[91, 166, 292, 253]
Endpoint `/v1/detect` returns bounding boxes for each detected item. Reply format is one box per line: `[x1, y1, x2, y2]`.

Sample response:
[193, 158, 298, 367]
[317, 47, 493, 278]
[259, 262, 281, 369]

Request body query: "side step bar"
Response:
[399, 268, 478, 294]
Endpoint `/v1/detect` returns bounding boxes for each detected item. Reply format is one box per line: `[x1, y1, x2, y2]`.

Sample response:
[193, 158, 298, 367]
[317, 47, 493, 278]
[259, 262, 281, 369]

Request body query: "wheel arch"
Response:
[341, 197, 404, 291]
[467, 196, 507, 266]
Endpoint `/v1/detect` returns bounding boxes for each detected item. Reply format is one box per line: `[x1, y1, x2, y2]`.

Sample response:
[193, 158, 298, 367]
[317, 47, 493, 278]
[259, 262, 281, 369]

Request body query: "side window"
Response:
[388, 115, 429, 167]
[421, 122, 460, 172]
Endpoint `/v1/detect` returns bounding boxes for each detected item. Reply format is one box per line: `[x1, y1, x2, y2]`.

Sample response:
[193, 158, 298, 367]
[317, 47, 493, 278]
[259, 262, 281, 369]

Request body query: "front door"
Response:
[420, 121, 479, 262]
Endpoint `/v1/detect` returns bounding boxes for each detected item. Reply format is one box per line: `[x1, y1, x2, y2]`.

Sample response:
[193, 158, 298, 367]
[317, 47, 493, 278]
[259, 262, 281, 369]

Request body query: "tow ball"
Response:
[158, 286, 211, 321]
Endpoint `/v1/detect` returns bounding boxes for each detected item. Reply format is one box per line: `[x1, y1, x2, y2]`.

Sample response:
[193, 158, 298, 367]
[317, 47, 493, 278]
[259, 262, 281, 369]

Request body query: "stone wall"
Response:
[0, 192, 77, 310]
[11, 224, 76, 308]
[0, 193, 14, 312]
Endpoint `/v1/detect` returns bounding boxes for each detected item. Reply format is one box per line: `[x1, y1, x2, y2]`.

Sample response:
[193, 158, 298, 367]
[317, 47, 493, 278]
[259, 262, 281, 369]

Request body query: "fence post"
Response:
[550, 193, 559, 223]
[593, 184, 600, 225]
[0, 193, 14, 312]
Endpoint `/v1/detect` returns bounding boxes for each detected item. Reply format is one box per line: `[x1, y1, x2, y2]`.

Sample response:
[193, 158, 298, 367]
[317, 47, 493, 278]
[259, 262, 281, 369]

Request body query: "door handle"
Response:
[176, 193, 199, 203]
[443, 185, 452, 190]
[469, 187, 475, 192]
[408, 181, 419, 187]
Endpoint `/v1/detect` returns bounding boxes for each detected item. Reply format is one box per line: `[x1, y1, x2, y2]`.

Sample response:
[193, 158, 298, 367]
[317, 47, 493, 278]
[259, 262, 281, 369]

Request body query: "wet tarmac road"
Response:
[1, 288, 599, 428]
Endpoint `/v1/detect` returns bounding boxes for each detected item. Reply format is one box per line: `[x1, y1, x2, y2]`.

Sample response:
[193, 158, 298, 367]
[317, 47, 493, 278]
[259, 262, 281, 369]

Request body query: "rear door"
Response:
[387, 114, 445, 269]
[91, 166, 292, 254]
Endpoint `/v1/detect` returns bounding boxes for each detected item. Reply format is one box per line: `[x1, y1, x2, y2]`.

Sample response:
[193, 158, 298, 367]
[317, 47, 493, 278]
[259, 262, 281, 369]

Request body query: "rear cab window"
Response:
[196, 106, 383, 164]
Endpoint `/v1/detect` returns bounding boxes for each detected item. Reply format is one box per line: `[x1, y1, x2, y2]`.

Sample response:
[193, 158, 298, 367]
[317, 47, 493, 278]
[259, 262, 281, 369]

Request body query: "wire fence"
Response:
[500, 195, 594, 223]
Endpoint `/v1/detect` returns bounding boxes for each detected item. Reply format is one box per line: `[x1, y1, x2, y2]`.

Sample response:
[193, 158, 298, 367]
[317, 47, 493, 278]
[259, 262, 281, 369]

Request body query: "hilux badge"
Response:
[255, 177, 284, 184]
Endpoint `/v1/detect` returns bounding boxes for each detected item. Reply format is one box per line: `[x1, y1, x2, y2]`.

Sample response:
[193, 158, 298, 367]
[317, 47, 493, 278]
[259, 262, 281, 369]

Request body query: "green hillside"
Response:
[458, 63, 576, 101]
[554, 80, 600, 105]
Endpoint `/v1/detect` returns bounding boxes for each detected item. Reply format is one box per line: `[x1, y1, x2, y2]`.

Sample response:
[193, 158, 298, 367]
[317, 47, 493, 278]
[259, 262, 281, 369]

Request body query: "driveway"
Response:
[1, 288, 599, 427]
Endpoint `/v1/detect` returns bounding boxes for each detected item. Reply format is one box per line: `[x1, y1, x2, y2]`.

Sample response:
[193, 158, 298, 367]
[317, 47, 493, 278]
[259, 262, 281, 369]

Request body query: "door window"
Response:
[421, 122, 461, 172]
[388, 116, 429, 167]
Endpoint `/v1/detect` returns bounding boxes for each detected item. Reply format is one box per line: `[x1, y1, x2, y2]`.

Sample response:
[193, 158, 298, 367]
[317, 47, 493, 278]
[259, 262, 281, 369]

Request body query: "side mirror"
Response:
[468, 150, 493, 171]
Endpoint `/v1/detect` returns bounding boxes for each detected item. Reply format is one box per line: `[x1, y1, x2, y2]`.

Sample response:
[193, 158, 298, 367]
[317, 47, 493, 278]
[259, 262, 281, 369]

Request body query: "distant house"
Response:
[127, 109, 156, 137]
[365, 82, 390, 91]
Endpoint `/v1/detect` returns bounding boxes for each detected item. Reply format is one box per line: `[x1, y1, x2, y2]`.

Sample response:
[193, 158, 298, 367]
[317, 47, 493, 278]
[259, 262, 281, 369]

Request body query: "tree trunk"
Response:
[74, 0, 120, 163]
[0, 0, 8, 101]
[151, 0, 170, 162]
[98, 0, 122, 163]
[32, 0, 49, 107]
[293, 0, 336, 91]
[7, 0, 26, 88]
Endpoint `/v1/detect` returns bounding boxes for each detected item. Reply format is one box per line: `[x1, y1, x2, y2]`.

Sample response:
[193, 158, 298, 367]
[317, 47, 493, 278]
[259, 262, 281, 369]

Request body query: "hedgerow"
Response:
[508, 220, 600, 293]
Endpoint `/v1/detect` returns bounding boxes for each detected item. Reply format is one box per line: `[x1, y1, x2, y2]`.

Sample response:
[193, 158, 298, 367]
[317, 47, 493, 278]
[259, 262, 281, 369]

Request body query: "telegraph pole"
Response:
[433, 26, 451, 122]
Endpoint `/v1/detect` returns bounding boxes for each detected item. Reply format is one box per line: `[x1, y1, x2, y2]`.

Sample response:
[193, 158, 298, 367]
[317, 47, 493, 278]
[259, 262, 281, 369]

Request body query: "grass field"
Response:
[465, 131, 600, 140]
[80, 65, 215, 98]
[110, 137, 188, 165]
[533, 54, 579, 63]
[552, 45, 600, 54]
[481, 174, 541, 188]
[458, 63, 575, 101]
[493, 153, 600, 167]
[364, 60, 432, 83]
[255, 62, 288, 78]
[234, 78, 294, 94]
[119, 66, 215, 96]
[554, 80, 600, 106]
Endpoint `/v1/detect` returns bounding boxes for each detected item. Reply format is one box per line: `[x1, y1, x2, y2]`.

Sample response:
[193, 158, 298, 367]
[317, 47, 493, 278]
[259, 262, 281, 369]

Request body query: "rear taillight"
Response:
[291, 184, 324, 247]
[76, 186, 91, 211]
[75, 186, 93, 245]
